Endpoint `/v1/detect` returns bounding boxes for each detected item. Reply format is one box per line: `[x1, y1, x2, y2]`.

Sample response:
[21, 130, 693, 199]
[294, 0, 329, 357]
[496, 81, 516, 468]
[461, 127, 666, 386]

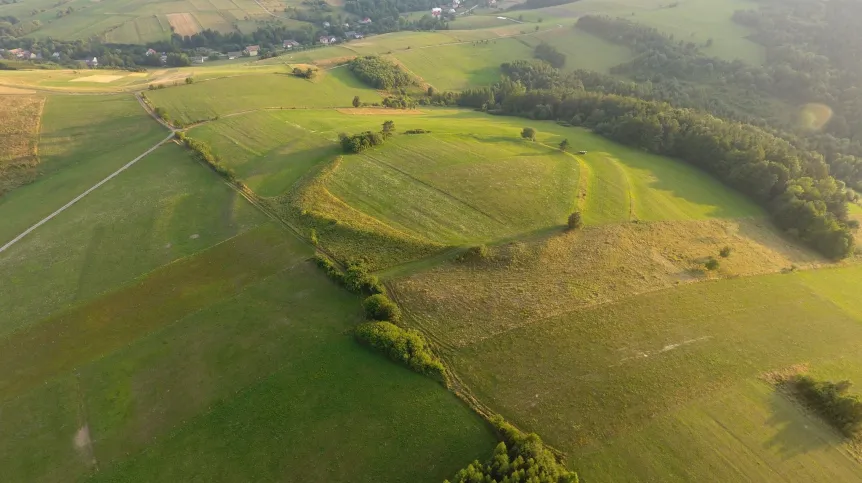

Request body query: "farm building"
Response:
[432, 7, 442, 16]
[359, 17, 372, 24]
[227, 51, 241, 59]
[192, 56, 205, 64]
[244, 45, 260, 56]
[283, 40, 300, 49]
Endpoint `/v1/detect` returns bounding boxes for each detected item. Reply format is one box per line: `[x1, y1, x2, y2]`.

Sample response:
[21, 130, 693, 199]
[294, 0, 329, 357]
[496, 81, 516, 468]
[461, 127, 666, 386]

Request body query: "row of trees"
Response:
[348, 55, 416, 90]
[445, 62, 856, 258]
[445, 417, 579, 483]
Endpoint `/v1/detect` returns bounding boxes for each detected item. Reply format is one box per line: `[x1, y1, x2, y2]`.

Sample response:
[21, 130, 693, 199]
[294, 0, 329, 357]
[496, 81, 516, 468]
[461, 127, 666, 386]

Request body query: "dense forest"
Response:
[574, 13, 862, 193]
[437, 60, 857, 259]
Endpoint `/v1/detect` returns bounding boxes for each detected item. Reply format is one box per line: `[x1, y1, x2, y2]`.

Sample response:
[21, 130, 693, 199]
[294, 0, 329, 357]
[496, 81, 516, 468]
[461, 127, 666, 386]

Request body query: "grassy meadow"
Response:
[391, 38, 533, 91]
[510, 0, 766, 65]
[0, 94, 168, 245]
[521, 28, 634, 74]
[442, 268, 862, 481]
[0, 143, 265, 336]
[0, 223, 496, 482]
[146, 69, 382, 124]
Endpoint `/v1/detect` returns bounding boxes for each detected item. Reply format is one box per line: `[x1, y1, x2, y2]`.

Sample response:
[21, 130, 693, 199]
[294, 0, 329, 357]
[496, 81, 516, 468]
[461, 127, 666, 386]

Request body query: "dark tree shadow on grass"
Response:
[763, 389, 841, 459]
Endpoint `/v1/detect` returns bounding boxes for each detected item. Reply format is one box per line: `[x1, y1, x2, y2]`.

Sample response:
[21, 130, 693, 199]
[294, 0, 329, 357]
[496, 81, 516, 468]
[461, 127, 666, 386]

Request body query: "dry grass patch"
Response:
[0, 86, 36, 94]
[166, 13, 202, 36]
[0, 95, 44, 196]
[336, 108, 425, 115]
[391, 219, 823, 349]
[69, 75, 126, 83]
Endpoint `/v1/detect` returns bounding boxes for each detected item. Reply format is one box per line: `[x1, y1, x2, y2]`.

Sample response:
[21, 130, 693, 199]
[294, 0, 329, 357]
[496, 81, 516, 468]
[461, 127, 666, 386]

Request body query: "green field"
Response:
[392, 38, 534, 91]
[438, 268, 862, 481]
[0, 94, 167, 245]
[511, 0, 766, 65]
[0, 224, 496, 482]
[521, 28, 634, 74]
[0, 143, 264, 336]
[146, 69, 382, 124]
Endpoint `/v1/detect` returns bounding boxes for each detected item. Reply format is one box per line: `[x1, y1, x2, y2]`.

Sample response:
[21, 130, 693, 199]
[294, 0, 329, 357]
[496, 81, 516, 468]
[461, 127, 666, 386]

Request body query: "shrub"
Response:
[704, 257, 720, 271]
[790, 375, 862, 438]
[339, 131, 386, 153]
[719, 246, 733, 258]
[404, 129, 430, 134]
[445, 417, 579, 483]
[344, 261, 385, 295]
[559, 138, 570, 152]
[363, 294, 402, 322]
[459, 245, 490, 262]
[521, 127, 537, 141]
[352, 95, 361, 108]
[567, 211, 583, 230]
[184, 76, 194, 84]
[354, 321, 446, 380]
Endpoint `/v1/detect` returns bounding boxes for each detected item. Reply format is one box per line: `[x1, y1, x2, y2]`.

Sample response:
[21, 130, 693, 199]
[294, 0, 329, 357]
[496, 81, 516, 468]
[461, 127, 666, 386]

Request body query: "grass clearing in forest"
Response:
[391, 38, 533, 91]
[521, 28, 634, 73]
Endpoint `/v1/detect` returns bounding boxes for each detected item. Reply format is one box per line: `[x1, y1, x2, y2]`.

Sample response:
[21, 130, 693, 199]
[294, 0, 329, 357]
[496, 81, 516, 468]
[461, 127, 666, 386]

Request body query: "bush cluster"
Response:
[404, 129, 431, 134]
[312, 255, 385, 295]
[339, 131, 385, 153]
[354, 320, 446, 381]
[363, 293, 402, 323]
[445, 417, 579, 483]
[534, 43, 566, 69]
[790, 375, 862, 438]
[348, 55, 415, 90]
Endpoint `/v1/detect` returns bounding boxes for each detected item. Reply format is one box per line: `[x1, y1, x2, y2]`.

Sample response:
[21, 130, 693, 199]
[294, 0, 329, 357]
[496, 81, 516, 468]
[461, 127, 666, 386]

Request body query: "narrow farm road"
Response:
[135, 92, 176, 132]
[0, 131, 174, 254]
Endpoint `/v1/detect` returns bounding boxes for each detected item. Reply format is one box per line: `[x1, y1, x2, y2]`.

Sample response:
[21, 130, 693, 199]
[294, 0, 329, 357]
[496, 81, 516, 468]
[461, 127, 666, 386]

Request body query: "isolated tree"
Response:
[305, 67, 315, 79]
[184, 76, 194, 84]
[521, 127, 536, 141]
[559, 138, 570, 152]
[719, 246, 732, 258]
[427, 86, 435, 96]
[382, 120, 396, 137]
[567, 211, 583, 230]
[352, 95, 361, 108]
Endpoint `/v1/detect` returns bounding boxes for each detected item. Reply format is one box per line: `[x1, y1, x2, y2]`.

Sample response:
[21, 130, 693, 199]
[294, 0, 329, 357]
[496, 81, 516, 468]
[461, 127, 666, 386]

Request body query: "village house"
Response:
[146, 48, 157, 56]
[283, 40, 300, 49]
[227, 51, 241, 59]
[359, 17, 372, 24]
[319, 36, 338, 45]
[244, 45, 259, 56]
[51, 52, 61, 59]
[344, 31, 358, 40]
[192, 56, 205, 64]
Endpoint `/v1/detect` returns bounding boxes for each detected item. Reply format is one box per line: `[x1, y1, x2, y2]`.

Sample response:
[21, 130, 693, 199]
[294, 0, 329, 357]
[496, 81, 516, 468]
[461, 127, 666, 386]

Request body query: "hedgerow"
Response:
[312, 254, 385, 295]
[354, 321, 446, 381]
[175, 132, 237, 182]
[445, 417, 579, 483]
[363, 294, 402, 323]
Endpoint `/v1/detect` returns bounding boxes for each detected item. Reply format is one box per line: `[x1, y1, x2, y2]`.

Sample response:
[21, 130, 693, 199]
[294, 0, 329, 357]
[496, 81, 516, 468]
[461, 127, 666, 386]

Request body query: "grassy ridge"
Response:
[0, 143, 265, 336]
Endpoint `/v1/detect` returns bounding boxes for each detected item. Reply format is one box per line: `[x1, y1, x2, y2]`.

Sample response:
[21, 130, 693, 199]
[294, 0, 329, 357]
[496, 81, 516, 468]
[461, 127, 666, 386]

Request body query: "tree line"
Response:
[433, 61, 856, 259]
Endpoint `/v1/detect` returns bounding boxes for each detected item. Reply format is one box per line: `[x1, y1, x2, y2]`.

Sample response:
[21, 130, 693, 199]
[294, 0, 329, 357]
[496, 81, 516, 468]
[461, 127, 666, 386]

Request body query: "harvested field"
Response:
[0, 96, 44, 196]
[0, 86, 36, 94]
[166, 12, 202, 36]
[69, 75, 126, 83]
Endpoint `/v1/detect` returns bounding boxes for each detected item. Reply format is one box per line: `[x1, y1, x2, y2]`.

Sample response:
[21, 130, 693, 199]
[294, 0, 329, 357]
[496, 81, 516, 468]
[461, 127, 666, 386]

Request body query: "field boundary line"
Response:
[0, 133, 174, 254]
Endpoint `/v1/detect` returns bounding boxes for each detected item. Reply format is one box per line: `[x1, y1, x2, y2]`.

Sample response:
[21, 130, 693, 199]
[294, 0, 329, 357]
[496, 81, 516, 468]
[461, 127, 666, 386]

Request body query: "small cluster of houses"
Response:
[318, 18, 370, 45]
[432, 0, 469, 16]
[1, 47, 99, 67]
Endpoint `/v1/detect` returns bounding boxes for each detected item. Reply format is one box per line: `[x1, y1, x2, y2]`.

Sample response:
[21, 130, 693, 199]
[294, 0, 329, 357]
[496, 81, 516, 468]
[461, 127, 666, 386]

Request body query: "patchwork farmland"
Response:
[3, 2, 862, 481]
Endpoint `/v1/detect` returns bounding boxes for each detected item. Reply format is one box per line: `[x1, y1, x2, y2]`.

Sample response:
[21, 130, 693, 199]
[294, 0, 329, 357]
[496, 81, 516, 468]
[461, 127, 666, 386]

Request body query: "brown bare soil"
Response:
[391, 218, 825, 349]
[166, 13, 202, 36]
[0, 96, 45, 196]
